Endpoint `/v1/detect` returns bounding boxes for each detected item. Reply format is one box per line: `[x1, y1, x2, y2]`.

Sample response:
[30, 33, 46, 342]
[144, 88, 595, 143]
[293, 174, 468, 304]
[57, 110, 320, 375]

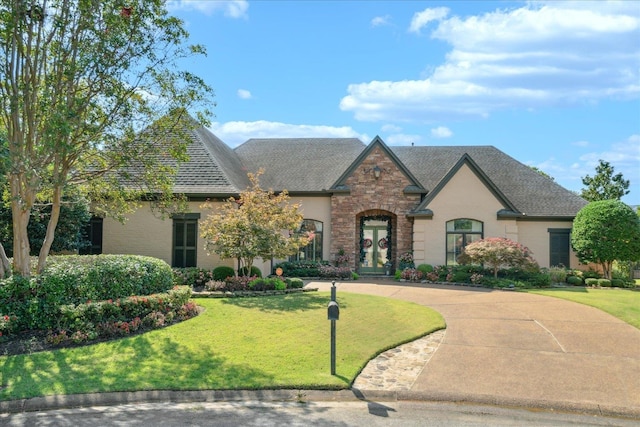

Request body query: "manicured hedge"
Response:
[0, 255, 175, 330]
[42, 255, 174, 302]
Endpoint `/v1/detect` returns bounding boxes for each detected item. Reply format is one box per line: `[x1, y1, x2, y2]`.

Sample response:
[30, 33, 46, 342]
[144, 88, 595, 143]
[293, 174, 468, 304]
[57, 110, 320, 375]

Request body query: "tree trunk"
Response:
[0, 242, 11, 279]
[36, 186, 63, 274]
[10, 174, 34, 277]
[602, 261, 612, 280]
[11, 205, 31, 277]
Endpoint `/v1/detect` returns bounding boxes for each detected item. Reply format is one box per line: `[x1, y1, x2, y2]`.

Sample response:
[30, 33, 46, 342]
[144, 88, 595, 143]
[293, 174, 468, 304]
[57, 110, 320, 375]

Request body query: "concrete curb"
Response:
[2, 388, 639, 420]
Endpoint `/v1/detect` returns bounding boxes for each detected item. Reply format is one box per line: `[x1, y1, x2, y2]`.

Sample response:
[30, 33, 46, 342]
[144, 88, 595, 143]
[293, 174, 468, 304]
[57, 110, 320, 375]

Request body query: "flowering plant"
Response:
[399, 252, 414, 263]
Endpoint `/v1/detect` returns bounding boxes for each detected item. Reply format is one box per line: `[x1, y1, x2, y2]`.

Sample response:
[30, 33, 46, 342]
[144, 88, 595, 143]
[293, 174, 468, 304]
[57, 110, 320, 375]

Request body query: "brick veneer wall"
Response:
[330, 147, 422, 271]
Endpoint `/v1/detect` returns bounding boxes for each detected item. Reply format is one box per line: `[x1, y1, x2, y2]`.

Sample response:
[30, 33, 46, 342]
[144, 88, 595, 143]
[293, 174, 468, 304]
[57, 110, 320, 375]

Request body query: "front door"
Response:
[360, 220, 389, 274]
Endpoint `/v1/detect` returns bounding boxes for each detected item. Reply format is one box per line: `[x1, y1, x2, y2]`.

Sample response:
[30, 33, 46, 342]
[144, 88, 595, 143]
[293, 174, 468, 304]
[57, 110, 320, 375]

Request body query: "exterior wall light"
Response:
[373, 165, 381, 179]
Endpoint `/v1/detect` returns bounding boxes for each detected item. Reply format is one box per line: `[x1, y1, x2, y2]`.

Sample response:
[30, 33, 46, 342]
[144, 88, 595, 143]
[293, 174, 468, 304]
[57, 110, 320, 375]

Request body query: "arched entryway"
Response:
[357, 211, 396, 275]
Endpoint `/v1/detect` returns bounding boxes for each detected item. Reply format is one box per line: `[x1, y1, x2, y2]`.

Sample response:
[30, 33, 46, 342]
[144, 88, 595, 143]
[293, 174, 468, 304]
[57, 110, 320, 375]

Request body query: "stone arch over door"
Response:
[356, 209, 397, 274]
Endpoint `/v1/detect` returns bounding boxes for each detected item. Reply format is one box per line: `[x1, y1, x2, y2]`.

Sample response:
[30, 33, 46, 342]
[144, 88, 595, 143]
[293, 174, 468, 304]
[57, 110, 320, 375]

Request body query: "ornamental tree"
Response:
[571, 200, 640, 279]
[460, 237, 538, 278]
[200, 170, 313, 277]
[0, 0, 213, 277]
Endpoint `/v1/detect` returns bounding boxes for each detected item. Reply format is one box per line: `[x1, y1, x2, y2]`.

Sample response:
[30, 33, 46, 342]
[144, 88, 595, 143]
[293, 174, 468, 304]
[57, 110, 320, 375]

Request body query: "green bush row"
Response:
[0, 255, 175, 330]
[59, 286, 192, 331]
[173, 266, 263, 287]
[207, 276, 305, 292]
[273, 260, 330, 277]
[42, 255, 175, 302]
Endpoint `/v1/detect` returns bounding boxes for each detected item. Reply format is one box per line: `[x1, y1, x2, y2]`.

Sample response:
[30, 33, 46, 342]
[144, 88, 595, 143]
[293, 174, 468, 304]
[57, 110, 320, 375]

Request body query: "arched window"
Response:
[446, 219, 483, 265]
[290, 219, 323, 262]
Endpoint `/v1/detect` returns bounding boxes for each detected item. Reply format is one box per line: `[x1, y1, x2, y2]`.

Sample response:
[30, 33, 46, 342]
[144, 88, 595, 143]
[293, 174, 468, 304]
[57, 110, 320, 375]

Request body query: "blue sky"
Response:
[166, 1, 640, 205]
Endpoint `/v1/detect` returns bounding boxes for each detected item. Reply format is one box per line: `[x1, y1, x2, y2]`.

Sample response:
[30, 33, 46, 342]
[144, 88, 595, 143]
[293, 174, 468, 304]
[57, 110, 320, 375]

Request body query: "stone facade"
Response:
[330, 146, 421, 271]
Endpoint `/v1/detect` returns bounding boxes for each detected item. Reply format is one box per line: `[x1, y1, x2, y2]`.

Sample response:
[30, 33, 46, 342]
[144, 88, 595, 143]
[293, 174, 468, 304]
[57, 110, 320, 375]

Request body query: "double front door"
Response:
[360, 220, 389, 274]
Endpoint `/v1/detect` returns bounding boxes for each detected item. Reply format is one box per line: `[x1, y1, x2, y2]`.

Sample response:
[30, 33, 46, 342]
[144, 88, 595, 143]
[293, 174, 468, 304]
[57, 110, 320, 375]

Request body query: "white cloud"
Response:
[579, 135, 640, 168]
[430, 126, 452, 138]
[208, 121, 369, 147]
[371, 15, 391, 27]
[381, 124, 402, 133]
[167, 0, 248, 18]
[341, 1, 640, 122]
[408, 7, 450, 34]
[532, 134, 640, 196]
[384, 133, 422, 146]
[237, 89, 252, 99]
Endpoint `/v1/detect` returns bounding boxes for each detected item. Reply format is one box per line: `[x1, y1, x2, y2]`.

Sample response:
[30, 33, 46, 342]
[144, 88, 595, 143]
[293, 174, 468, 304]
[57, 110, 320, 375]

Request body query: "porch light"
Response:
[373, 165, 381, 179]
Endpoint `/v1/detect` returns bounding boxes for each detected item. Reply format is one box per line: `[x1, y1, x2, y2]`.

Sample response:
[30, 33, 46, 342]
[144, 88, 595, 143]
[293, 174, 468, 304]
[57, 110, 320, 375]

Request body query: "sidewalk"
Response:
[2, 281, 639, 419]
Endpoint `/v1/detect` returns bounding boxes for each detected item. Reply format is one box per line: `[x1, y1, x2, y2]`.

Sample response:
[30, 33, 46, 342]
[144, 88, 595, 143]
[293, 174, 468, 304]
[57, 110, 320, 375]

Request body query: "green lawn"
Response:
[0, 292, 445, 401]
[526, 287, 640, 329]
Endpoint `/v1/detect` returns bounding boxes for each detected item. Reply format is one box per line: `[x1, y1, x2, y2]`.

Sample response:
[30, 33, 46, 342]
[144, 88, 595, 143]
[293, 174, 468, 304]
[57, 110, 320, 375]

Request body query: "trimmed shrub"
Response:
[527, 272, 551, 287]
[566, 275, 584, 286]
[547, 267, 568, 284]
[417, 264, 433, 275]
[173, 267, 214, 287]
[585, 278, 599, 286]
[58, 286, 192, 330]
[213, 266, 235, 281]
[611, 278, 624, 287]
[285, 278, 305, 289]
[597, 278, 612, 287]
[238, 265, 263, 278]
[352, 272, 359, 280]
[224, 275, 256, 292]
[1, 256, 175, 331]
[273, 260, 329, 277]
[41, 255, 174, 302]
[248, 277, 286, 291]
[582, 269, 602, 280]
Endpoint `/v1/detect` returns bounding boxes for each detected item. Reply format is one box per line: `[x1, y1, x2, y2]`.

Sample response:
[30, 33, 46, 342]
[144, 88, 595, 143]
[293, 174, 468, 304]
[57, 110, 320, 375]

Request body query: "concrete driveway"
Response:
[310, 281, 640, 418]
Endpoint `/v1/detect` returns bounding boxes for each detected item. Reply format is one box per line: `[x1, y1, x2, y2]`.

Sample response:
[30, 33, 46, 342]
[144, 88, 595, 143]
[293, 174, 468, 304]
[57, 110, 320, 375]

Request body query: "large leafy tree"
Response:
[580, 160, 630, 202]
[0, 0, 213, 277]
[571, 200, 640, 279]
[459, 237, 539, 278]
[200, 170, 313, 276]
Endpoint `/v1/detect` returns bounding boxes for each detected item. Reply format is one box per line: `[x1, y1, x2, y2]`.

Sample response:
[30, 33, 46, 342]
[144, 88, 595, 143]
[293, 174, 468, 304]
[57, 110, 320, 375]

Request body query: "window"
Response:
[172, 214, 200, 268]
[290, 219, 323, 262]
[446, 219, 483, 265]
[79, 217, 103, 255]
[549, 228, 571, 267]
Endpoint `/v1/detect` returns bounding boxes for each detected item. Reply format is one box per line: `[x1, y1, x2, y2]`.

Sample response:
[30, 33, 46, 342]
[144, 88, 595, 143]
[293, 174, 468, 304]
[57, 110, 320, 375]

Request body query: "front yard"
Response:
[0, 292, 445, 401]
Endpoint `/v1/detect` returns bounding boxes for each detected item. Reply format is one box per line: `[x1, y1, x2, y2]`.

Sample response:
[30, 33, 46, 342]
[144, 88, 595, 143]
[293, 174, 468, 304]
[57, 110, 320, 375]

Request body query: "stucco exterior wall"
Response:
[517, 220, 580, 269]
[413, 164, 516, 266]
[102, 201, 233, 270]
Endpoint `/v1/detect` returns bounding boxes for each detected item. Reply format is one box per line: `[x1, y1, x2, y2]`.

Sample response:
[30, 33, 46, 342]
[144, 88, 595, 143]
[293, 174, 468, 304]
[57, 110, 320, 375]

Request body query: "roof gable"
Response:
[330, 136, 425, 192]
[412, 153, 518, 215]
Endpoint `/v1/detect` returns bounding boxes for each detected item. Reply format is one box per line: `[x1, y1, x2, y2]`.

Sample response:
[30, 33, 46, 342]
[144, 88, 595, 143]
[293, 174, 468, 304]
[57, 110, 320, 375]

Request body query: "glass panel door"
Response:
[361, 223, 389, 274]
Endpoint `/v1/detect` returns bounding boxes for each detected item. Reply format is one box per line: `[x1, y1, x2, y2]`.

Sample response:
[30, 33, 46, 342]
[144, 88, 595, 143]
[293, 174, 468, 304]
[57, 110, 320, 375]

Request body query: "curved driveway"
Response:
[310, 281, 640, 418]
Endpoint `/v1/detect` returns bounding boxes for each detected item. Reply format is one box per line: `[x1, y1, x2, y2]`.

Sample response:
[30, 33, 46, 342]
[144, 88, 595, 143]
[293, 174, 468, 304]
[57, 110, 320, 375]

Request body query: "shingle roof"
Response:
[392, 145, 587, 217]
[234, 138, 365, 192]
[173, 126, 249, 195]
[170, 121, 586, 217]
